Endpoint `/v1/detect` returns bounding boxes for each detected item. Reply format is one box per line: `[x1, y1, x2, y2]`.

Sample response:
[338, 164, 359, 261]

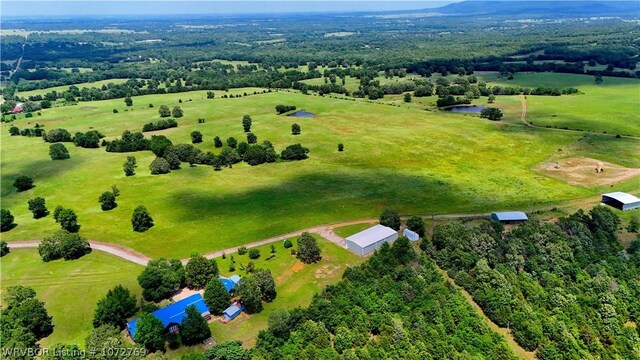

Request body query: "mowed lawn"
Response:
[477, 72, 640, 136]
[1, 87, 638, 257]
[0, 249, 143, 347]
[207, 235, 364, 348]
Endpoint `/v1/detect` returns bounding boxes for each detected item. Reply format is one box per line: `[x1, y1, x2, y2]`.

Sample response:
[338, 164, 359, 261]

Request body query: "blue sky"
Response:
[2, 1, 460, 17]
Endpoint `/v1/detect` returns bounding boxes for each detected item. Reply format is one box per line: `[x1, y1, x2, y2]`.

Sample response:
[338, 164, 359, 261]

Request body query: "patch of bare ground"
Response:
[535, 157, 640, 187]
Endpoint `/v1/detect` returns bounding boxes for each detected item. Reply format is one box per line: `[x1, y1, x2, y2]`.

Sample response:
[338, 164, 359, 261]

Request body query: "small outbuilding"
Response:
[601, 192, 640, 211]
[127, 293, 210, 339]
[223, 302, 244, 321]
[345, 224, 398, 256]
[491, 211, 528, 224]
[402, 228, 420, 241]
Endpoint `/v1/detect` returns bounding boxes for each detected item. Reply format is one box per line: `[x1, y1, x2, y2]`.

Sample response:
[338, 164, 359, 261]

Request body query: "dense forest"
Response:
[428, 207, 640, 359]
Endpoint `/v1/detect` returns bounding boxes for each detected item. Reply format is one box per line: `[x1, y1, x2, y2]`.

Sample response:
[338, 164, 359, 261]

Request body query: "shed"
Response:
[223, 302, 244, 321]
[345, 224, 398, 256]
[127, 293, 210, 339]
[601, 192, 640, 211]
[403, 228, 420, 241]
[491, 211, 528, 224]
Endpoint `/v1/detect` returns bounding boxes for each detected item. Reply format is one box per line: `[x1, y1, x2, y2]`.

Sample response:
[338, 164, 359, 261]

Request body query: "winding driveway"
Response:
[5, 213, 493, 265]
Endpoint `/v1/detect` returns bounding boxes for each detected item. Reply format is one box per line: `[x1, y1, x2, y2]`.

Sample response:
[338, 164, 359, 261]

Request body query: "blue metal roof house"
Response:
[491, 211, 528, 224]
[127, 293, 210, 339]
[219, 275, 241, 292]
[223, 302, 244, 321]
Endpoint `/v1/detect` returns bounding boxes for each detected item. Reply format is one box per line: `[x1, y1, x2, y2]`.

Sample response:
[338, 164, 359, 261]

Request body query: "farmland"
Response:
[2, 76, 639, 258]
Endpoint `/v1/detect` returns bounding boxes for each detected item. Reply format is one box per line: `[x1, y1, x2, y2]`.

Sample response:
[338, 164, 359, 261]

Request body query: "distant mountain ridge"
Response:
[434, 1, 640, 17]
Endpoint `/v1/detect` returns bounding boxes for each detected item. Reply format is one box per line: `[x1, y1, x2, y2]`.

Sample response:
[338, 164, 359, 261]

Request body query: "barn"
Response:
[491, 211, 528, 224]
[345, 224, 398, 256]
[601, 192, 640, 211]
[127, 293, 210, 340]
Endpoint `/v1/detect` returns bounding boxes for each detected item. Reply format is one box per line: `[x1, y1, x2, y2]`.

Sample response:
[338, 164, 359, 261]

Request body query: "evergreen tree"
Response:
[93, 285, 137, 329]
[180, 305, 211, 345]
[203, 278, 231, 315]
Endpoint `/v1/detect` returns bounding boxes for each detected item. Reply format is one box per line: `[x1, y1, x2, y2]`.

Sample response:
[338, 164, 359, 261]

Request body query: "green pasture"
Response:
[0, 249, 143, 347]
[17, 79, 129, 98]
[333, 223, 374, 238]
[1, 85, 638, 258]
[476, 72, 640, 136]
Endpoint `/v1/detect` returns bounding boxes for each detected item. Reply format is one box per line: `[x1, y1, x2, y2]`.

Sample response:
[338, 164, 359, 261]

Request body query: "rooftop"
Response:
[127, 293, 209, 338]
[346, 224, 397, 248]
[492, 211, 528, 221]
[602, 192, 640, 205]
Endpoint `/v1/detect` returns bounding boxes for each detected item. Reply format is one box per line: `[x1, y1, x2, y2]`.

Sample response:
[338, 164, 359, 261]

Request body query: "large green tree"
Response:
[253, 269, 277, 302]
[93, 285, 138, 329]
[1, 209, 16, 232]
[185, 254, 219, 289]
[27, 197, 48, 219]
[137, 258, 184, 302]
[406, 215, 425, 237]
[132, 206, 154, 232]
[49, 143, 70, 160]
[99, 191, 117, 211]
[134, 314, 165, 353]
[57, 208, 79, 232]
[296, 232, 322, 264]
[236, 276, 262, 314]
[379, 208, 401, 230]
[180, 305, 211, 345]
[203, 278, 231, 315]
[2, 286, 53, 340]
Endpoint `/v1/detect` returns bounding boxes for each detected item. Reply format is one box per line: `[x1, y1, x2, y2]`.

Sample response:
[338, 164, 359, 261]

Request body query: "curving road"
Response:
[5, 213, 493, 265]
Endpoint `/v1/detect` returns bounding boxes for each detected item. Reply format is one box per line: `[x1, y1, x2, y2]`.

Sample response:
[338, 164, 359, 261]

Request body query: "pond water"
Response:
[444, 105, 487, 113]
[287, 110, 315, 118]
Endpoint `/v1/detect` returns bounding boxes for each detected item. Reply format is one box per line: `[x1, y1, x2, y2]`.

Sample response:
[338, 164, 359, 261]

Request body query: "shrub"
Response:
[9, 126, 19, 136]
[248, 249, 260, 259]
[28, 197, 48, 219]
[283, 239, 293, 249]
[406, 216, 425, 237]
[172, 106, 183, 118]
[242, 115, 252, 132]
[106, 130, 149, 153]
[113, 109, 118, 113]
[49, 143, 70, 160]
[123, 156, 137, 176]
[214, 136, 223, 148]
[275, 105, 296, 114]
[243, 145, 267, 166]
[132, 206, 154, 232]
[58, 208, 79, 232]
[124, 96, 133, 106]
[142, 118, 178, 132]
[0, 240, 9, 256]
[226, 137, 238, 148]
[14, 176, 34, 192]
[73, 130, 103, 148]
[238, 246, 248, 255]
[38, 230, 90, 262]
[99, 191, 117, 211]
[291, 123, 301, 135]
[148, 135, 173, 157]
[246, 132, 257, 144]
[480, 107, 504, 121]
[191, 131, 203, 144]
[338, 143, 344, 152]
[281, 144, 309, 161]
[43, 128, 72, 143]
[149, 157, 171, 175]
[1, 209, 16, 232]
[158, 105, 171, 117]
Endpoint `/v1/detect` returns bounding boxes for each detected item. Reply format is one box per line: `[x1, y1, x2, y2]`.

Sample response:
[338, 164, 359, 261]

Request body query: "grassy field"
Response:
[0, 249, 143, 347]
[2, 80, 638, 257]
[333, 223, 374, 238]
[16, 79, 129, 98]
[206, 234, 363, 349]
[476, 72, 640, 136]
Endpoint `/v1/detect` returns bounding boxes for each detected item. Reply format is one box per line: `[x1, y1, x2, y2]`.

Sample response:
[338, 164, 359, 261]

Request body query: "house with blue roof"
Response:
[491, 211, 528, 224]
[223, 301, 244, 321]
[219, 275, 241, 292]
[127, 293, 210, 339]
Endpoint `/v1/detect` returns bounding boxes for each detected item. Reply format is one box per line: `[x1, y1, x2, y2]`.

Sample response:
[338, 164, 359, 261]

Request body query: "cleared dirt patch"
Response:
[535, 157, 640, 187]
[80, 106, 97, 111]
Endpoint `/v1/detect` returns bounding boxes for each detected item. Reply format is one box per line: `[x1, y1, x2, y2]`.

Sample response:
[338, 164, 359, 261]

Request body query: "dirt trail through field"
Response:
[518, 95, 640, 140]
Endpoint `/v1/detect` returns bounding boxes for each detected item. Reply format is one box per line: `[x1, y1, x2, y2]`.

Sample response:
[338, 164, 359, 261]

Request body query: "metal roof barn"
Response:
[345, 224, 398, 256]
[601, 192, 640, 211]
[491, 212, 528, 223]
[127, 293, 210, 339]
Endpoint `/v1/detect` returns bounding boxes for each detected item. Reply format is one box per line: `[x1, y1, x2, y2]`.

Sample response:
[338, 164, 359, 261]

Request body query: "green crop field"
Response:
[0, 249, 143, 347]
[2, 77, 639, 258]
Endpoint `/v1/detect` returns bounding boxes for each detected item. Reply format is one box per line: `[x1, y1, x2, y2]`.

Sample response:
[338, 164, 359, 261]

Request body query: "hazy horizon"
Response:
[1, 1, 460, 18]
